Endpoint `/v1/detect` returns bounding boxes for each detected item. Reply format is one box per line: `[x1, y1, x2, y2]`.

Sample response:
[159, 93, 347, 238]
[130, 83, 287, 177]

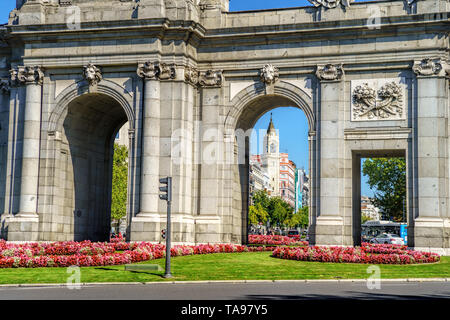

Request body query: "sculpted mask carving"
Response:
[137, 61, 176, 80]
[158, 63, 176, 81]
[316, 64, 344, 81]
[10, 66, 44, 86]
[260, 64, 279, 85]
[199, 70, 223, 87]
[352, 81, 404, 120]
[308, 0, 354, 8]
[137, 61, 159, 79]
[184, 66, 199, 86]
[83, 63, 102, 86]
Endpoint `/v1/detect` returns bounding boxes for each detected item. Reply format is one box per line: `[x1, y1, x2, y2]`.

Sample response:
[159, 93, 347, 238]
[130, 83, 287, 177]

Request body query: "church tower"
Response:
[261, 114, 280, 196]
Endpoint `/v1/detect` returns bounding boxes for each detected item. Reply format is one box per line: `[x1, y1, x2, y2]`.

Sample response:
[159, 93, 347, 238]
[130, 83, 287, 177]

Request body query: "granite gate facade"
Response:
[0, 0, 449, 254]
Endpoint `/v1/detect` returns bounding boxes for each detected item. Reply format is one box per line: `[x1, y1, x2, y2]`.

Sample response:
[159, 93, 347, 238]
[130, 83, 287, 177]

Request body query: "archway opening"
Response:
[231, 90, 314, 245]
[62, 93, 128, 241]
[353, 151, 408, 247]
[248, 107, 310, 240]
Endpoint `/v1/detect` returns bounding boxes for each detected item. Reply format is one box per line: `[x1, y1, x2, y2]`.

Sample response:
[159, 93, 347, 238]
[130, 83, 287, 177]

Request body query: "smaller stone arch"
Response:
[225, 80, 315, 133]
[49, 79, 135, 134]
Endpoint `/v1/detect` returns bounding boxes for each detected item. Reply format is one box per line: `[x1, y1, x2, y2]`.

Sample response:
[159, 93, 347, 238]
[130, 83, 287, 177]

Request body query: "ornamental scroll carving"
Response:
[351, 80, 405, 121]
[412, 58, 443, 77]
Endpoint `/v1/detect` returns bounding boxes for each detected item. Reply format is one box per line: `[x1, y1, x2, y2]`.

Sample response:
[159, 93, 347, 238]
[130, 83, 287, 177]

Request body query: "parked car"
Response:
[370, 233, 404, 245]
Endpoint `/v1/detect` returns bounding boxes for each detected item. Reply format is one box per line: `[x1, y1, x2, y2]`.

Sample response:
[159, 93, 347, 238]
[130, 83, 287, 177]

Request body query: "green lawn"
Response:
[0, 252, 449, 285]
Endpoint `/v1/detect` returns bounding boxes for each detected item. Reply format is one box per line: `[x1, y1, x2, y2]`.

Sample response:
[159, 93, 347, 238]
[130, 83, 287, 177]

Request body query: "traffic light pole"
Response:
[164, 195, 172, 278]
[160, 177, 172, 279]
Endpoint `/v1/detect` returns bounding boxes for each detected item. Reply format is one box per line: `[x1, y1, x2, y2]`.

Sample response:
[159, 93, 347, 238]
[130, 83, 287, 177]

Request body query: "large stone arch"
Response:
[224, 80, 317, 244]
[49, 79, 135, 134]
[225, 80, 315, 133]
[43, 80, 137, 241]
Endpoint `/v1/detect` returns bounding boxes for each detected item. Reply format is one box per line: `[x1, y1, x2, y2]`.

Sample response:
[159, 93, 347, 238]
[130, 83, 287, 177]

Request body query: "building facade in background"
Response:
[295, 169, 309, 212]
[361, 196, 380, 221]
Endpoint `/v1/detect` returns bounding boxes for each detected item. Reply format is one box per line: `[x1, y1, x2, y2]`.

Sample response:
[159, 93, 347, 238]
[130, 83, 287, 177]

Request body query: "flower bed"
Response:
[272, 243, 440, 265]
[0, 239, 275, 269]
[248, 235, 308, 247]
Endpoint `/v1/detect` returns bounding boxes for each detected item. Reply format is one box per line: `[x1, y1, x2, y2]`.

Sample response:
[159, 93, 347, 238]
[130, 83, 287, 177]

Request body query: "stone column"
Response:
[314, 64, 346, 246]
[131, 61, 162, 241]
[412, 58, 449, 253]
[7, 66, 44, 241]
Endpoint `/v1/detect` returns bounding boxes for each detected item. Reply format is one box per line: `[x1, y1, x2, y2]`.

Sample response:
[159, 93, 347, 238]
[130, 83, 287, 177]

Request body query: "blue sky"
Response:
[0, 0, 375, 196]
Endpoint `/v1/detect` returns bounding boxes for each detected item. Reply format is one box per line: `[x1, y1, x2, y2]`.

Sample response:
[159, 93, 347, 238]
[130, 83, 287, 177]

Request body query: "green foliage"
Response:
[361, 213, 372, 224]
[251, 190, 295, 227]
[111, 143, 128, 225]
[362, 157, 406, 222]
[286, 206, 309, 229]
[248, 203, 269, 225]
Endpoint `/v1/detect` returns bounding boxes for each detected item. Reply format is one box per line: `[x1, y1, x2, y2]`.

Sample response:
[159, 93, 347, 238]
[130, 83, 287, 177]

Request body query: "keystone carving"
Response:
[198, 69, 223, 88]
[260, 64, 279, 85]
[10, 66, 44, 86]
[352, 81, 404, 121]
[137, 61, 176, 80]
[83, 63, 102, 86]
[316, 64, 344, 81]
[412, 58, 443, 77]
[308, 0, 354, 8]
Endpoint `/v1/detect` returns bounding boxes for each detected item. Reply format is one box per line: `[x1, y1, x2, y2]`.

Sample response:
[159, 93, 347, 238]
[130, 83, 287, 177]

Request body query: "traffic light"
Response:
[159, 177, 172, 202]
[161, 229, 166, 240]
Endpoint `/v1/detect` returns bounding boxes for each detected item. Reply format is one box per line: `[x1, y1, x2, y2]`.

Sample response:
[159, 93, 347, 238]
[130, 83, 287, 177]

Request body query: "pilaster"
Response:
[7, 65, 44, 241]
[412, 58, 449, 250]
[314, 63, 346, 246]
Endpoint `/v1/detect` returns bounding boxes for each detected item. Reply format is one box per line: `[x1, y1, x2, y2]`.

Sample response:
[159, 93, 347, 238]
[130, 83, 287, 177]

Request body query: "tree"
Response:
[111, 143, 128, 232]
[250, 190, 294, 228]
[286, 206, 309, 229]
[267, 196, 293, 227]
[362, 157, 406, 222]
[251, 190, 271, 213]
[248, 203, 269, 225]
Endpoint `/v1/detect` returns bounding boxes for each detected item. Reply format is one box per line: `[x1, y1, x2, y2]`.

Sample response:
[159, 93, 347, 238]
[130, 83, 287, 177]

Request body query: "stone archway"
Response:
[45, 84, 136, 242]
[224, 81, 316, 244]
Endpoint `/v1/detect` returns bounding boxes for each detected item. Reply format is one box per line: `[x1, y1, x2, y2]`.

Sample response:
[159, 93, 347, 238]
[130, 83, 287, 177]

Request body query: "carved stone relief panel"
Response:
[351, 78, 406, 121]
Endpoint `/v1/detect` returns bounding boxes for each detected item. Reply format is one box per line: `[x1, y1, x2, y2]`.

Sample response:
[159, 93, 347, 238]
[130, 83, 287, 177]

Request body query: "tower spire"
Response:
[267, 113, 276, 134]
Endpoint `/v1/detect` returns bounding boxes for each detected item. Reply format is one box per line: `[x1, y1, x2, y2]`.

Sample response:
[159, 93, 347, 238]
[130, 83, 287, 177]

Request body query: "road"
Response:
[0, 280, 448, 300]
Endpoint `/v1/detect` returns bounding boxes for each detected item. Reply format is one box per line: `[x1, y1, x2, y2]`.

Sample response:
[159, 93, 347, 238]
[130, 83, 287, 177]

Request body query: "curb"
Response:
[0, 278, 449, 288]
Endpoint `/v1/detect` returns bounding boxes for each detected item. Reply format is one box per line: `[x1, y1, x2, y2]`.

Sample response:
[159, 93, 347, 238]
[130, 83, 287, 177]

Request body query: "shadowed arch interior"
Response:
[61, 93, 128, 241]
